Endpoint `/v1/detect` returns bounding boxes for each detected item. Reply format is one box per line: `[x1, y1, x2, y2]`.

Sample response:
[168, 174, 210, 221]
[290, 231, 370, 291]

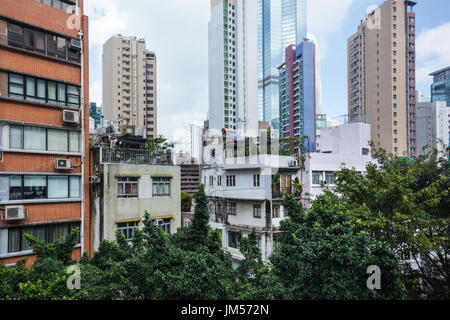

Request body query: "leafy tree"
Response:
[181, 192, 193, 212]
[270, 193, 405, 300]
[235, 229, 284, 299]
[145, 135, 174, 153]
[334, 147, 450, 299]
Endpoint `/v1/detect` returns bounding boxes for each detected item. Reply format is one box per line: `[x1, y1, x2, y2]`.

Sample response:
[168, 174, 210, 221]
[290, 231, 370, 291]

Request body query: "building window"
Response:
[325, 172, 335, 185]
[9, 125, 80, 153]
[228, 230, 239, 249]
[226, 175, 236, 187]
[209, 176, 214, 186]
[218, 176, 222, 186]
[226, 202, 236, 215]
[312, 171, 324, 185]
[117, 177, 139, 198]
[184, 218, 191, 227]
[117, 221, 139, 240]
[154, 218, 171, 234]
[7, 22, 79, 62]
[7, 221, 80, 254]
[152, 177, 171, 196]
[8, 73, 80, 108]
[272, 205, 280, 218]
[253, 204, 261, 219]
[362, 148, 369, 155]
[9, 175, 80, 201]
[253, 174, 260, 187]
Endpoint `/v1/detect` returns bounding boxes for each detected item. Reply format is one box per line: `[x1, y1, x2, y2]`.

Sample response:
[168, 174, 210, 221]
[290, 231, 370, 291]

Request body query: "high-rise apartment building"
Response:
[430, 66, 450, 107]
[208, 0, 307, 135]
[347, 0, 417, 157]
[89, 102, 102, 131]
[209, 0, 258, 134]
[0, 0, 90, 265]
[258, 0, 307, 132]
[279, 40, 316, 152]
[103, 35, 157, 138]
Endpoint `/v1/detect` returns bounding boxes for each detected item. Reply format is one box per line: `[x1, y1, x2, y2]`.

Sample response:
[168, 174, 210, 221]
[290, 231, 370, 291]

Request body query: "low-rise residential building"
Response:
[305, 122, 375, 201]
[204, 153, 302, 264]
[90, 139, 181, 251]
[202, 122, 375, 264]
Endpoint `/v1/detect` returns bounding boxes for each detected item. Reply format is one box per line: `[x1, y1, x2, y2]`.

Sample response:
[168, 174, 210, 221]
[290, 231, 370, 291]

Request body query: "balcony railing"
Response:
[101, 147, 172, 165]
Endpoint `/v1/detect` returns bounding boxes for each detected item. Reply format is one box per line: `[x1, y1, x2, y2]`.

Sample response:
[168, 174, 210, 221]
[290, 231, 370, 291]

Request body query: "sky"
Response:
[86, 0, 450, 152]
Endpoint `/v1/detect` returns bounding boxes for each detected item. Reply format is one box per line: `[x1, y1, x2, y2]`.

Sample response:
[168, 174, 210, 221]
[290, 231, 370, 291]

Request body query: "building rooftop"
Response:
[429, 66, 450, 76]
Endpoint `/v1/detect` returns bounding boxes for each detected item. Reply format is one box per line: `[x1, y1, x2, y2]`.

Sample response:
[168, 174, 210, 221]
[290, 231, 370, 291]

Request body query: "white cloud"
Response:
[86, 0, 209, 152]
[89, 80, 102, 108]
[307, 0, 367, 58]
[158, 111, 207, 153]
[85, 0, 128, 49]
[416, 22, 450, 91]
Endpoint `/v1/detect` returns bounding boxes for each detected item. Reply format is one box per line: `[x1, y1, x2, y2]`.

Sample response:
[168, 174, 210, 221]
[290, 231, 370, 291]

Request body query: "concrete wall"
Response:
[417, 101, 449, 156]
[317, 122, 371, 155]
[100, 163, 181, 244]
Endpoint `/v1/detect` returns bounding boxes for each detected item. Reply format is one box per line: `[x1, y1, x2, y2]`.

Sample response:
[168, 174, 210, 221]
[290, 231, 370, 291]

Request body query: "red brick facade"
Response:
[0, 0, 90, 264]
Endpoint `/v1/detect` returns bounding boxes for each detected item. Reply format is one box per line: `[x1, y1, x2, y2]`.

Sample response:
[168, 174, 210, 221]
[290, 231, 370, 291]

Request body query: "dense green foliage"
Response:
[2, 147, 446, 300]
[181, 192, 193, 212]
[333, 147, 449, 299]
[271, 193, 405, 299]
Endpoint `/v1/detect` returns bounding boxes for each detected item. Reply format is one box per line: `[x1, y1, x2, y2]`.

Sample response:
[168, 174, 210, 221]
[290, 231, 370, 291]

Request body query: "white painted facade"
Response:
[202, 122, 375, 263]
[416, 101, 450, 157]
[208, 0, 258, 135]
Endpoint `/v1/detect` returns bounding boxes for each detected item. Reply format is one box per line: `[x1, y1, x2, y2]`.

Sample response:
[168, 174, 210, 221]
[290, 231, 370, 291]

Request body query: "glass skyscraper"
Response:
[258, 0, 307, 133]
[430, 66, 450, 107]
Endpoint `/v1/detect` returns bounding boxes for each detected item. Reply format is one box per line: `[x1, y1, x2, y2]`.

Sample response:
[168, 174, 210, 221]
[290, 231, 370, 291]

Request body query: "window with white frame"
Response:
[312, 171, 324, 185]
[152, 177, 171, 196]
[312, 171, 335, 186]
[117, 221, 139, 240]
[154, 218, 171, 234]
[184, 218, 191, 227]
[117, 177, 139, 198]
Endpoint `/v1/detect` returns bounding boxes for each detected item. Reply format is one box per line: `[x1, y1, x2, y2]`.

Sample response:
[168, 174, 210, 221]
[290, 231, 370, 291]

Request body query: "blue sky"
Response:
[86, 0, 450, 150]
[321, 0, 450, 119]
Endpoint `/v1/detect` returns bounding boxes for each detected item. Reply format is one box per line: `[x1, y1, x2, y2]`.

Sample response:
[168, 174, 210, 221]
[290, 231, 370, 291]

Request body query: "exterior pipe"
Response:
[76, 0, 85, 256]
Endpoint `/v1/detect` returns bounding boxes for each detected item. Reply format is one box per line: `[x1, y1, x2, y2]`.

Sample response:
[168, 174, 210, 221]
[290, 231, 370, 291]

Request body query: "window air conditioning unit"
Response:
[4, 206, 26, 221]
[69, 39, 82, 51]
[55, 159, 72, 170]
[289, 160, 299, 167]
[63, 110, 80, 124]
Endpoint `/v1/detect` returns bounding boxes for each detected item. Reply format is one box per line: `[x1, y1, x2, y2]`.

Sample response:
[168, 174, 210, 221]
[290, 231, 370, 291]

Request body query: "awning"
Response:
[151, 174, 173, 178]
[115, 218, 142, 223]
[151, 215, 174, 220]
[115, 174, 142, 178]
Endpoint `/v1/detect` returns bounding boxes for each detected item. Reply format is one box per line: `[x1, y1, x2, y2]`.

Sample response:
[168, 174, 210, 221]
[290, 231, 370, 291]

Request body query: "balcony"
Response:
[101, 147, 173, 165]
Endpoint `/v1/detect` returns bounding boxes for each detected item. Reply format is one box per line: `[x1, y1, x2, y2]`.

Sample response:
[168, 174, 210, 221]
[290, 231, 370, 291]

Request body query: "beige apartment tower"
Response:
[347, 0, 417, 156]
[103, 35, 157, 138]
